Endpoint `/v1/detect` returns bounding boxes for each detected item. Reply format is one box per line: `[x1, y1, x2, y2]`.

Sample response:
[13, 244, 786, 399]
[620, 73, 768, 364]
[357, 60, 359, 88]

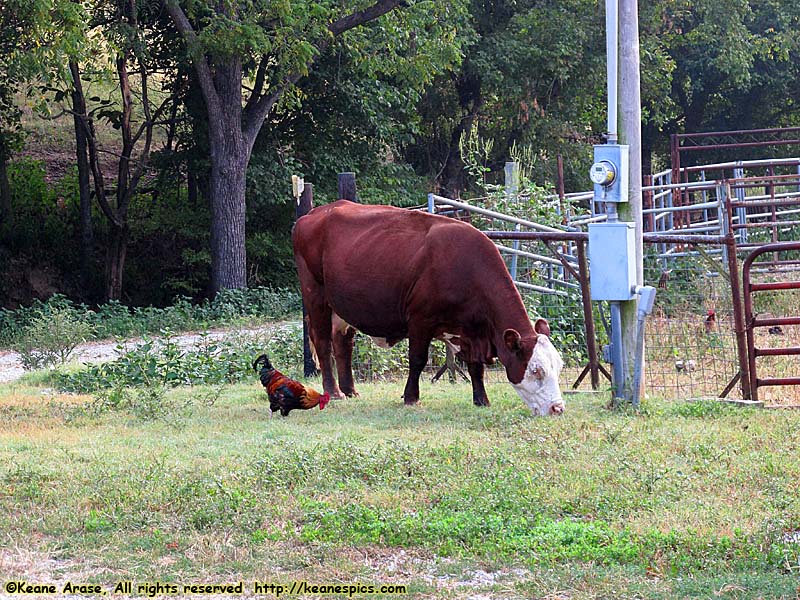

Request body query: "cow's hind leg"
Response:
[296, 257, 343, 399]
[332, 314, 359, 397]
[403, 334, 432, 405]
[467, 361, 490, 407]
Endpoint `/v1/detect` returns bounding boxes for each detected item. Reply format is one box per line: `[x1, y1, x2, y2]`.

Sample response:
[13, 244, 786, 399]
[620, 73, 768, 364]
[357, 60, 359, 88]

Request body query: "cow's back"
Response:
[292, 201, 502, 338]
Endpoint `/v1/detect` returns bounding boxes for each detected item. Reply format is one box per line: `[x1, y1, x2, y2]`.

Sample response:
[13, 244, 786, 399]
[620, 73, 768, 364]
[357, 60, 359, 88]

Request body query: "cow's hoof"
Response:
[342, 389, 360, 398]
[328, 389, 346, 400]
[473, 397, 490, 407]
[403, 398, 420, 406]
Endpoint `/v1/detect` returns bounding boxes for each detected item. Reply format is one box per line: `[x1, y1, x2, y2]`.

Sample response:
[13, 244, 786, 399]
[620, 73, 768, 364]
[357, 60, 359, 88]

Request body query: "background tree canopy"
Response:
[0, 0, 798, 308]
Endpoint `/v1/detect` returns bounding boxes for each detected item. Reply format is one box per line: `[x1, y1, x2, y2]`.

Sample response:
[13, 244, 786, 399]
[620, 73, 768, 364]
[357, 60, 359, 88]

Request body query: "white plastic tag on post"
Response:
[292, 175, 305, 204]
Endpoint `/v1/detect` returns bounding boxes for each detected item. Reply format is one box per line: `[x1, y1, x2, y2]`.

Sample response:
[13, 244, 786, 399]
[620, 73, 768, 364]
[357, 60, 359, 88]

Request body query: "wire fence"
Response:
[641, 242, 742, 401]
[341, 160, 800, 405]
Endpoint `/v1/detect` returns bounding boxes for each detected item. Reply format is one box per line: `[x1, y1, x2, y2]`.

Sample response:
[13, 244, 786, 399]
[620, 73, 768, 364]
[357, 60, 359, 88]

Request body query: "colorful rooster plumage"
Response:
[253, 354, 330, 417]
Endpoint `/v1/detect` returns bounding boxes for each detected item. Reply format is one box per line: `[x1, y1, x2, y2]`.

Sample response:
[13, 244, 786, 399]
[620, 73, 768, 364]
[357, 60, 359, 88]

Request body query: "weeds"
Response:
[0, 288, 302, 352]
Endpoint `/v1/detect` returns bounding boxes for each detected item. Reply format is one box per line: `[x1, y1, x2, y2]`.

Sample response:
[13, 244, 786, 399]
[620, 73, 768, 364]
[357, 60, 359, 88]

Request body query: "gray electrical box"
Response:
[588, 222, 637, 301]
[591, 144, 629, 203]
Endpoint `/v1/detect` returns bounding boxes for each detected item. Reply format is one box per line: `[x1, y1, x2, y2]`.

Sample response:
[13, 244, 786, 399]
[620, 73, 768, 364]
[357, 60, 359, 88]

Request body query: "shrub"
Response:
[13, 309, 93, 370]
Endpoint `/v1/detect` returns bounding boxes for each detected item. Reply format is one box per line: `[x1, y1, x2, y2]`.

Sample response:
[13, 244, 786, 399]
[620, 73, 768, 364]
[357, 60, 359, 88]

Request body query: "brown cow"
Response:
[292, 200, 565, 415]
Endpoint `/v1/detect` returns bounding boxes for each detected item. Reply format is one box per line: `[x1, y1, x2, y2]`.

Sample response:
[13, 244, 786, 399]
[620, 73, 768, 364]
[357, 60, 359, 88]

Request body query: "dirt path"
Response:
[0, 326, 275, 384]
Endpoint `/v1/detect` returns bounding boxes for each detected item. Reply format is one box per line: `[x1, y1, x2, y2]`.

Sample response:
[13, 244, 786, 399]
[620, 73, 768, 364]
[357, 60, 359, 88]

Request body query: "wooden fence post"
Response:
[338, 172, 359, 202]
[295, 181, 319, 377]
[505, 162, 520, 282]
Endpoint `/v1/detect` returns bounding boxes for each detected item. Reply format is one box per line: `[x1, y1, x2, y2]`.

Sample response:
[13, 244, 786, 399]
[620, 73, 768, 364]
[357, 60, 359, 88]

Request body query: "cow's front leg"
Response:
[403, 335, 432, 405]
[308, 314, 344, 399]
[332, 318, 359, 398]
[467, 361, 490, 407]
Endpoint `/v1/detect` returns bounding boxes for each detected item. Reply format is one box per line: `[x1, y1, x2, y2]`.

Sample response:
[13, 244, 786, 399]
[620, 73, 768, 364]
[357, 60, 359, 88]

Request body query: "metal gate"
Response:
[742, 241, 800, 401]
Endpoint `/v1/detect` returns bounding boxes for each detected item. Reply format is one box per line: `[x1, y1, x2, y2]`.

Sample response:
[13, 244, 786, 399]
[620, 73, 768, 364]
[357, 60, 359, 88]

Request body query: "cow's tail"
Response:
[304, 316, 320, 369]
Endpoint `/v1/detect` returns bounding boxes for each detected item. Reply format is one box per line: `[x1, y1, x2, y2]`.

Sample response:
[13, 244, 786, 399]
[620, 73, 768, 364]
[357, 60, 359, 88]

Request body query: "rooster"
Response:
[704, 310, 716, 334]
[253, 354, 330, 417]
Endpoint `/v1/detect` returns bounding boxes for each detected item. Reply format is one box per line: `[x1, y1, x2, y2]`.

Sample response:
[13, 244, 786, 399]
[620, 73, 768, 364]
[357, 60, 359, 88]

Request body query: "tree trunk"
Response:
[105, 224, 128, 301]
[165, 1, 414, 296]
[187, 170, 198, 205]
[208, 150, 248, 292]
[70, 61, 93, 293]
[205, 53, 248, 294]
[439, 123, 468, 199]
[438, 70, 483, 198]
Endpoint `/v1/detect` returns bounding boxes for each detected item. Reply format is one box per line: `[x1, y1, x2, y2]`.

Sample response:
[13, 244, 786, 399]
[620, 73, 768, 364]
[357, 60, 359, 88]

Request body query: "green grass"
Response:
[1, 379, 799, 599]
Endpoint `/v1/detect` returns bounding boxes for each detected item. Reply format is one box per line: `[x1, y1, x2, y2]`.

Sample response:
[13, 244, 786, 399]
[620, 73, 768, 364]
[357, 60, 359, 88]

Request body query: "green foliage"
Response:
[0, 0, 88, 158]
[640, 0, 800, 158]
[53, 321, 446, 393]
[404, 0, 605, 194]
[55, 331, 262, 393]
[1, 159, 79, 252]
[526, 290, 600, 366]
[459, 122, 494, 194]
[84, 509, 114, 533]
[0, 289, 302, 349]
[250, 34, 453, 209]
[643, 250, 713, 318]
[356, 162, 430, 208]
[671, 399, 737, 418]
[82, 380, 214, 425]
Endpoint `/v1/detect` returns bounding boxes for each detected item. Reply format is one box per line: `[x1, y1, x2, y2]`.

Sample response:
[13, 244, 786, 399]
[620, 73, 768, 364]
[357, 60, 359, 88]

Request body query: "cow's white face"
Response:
[511, 335, 565, 416]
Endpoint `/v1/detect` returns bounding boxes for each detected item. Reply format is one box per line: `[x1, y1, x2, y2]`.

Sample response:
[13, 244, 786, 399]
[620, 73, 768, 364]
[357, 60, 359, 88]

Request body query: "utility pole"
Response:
[588, 0, 646, 406]
[617, 0, 643, 399]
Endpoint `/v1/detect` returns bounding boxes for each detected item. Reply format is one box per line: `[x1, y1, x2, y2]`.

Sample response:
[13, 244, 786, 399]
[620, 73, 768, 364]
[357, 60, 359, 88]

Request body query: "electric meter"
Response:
[591, 144, 629, 203]
[590, 160, 617, 186]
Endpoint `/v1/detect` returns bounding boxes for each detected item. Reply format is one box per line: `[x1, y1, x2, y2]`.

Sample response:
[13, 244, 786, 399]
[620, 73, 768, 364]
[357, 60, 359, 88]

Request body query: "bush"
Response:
[13, 309, 93, 370]
[57, 331, 266, 393]
[54, 320, 447, 394]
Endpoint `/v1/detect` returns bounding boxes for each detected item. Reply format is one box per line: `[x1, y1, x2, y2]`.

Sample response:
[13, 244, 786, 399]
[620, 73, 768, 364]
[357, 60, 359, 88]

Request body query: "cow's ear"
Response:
[533, 318, 551, 337]
[503, 328, 523, 353]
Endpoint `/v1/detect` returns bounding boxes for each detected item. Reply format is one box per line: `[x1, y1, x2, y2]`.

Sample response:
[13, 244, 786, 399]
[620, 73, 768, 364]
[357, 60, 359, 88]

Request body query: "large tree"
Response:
[403, 0, 605, 197]
[55, 0, 184, 300]
[0, 0, 85, 226]
[164, 0, 465, 294]
[639, 0, 800, 168]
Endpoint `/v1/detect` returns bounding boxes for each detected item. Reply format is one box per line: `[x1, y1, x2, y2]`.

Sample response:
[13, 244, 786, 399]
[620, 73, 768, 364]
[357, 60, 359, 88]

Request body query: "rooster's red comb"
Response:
[319, 393, 330, 410]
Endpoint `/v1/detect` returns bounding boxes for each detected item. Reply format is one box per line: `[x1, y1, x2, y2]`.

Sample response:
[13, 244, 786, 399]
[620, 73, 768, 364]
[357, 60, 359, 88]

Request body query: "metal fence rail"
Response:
[343, 159, 800, 405]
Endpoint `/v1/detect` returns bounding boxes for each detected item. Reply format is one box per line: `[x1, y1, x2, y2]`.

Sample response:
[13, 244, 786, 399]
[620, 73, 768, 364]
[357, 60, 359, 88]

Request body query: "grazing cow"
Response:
[292, 200, 565, 416]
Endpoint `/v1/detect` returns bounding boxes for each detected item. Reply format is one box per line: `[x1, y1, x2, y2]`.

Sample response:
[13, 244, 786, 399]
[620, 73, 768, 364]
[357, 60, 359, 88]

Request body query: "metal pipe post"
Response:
[606, 0, 618, 141]
[610, 301, 625, 401]
[725, 231, 751, 400]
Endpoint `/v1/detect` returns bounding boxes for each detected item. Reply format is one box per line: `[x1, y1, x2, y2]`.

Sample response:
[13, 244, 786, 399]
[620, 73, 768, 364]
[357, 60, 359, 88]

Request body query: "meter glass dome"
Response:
[590, 160, 616, 186]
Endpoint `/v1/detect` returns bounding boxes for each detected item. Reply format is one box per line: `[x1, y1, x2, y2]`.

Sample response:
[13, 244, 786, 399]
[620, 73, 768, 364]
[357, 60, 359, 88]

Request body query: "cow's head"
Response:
[503, 319, 565, 416]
